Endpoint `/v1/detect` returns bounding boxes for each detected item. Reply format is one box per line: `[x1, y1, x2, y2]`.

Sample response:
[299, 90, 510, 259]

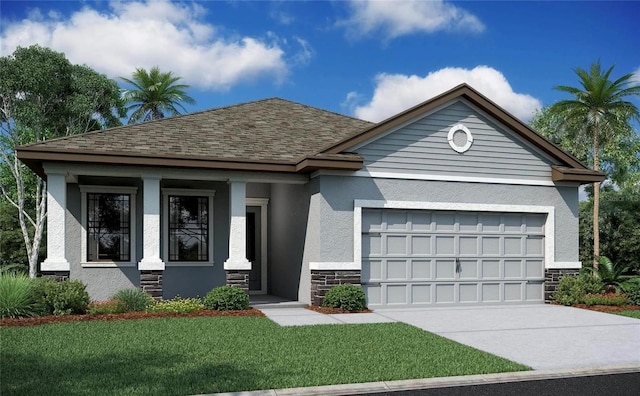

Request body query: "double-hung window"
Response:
[163, 189, 215, 265]
[80, 186, 137, 266]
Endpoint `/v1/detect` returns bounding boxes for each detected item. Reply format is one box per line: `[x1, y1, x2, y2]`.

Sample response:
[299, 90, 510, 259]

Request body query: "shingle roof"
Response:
[20, 98, 373, 163]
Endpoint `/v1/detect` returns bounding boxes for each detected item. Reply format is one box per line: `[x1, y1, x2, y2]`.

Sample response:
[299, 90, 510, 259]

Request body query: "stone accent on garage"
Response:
[40, 271, 70, 282]
[311, 270, 362, 306]
[226, 270, 250, 291]
[544, 268, 580, 302]
[140, 270, 163, 299]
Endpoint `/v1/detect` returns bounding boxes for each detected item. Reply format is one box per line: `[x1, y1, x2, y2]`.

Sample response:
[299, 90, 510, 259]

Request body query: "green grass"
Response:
[1, 317, 529, 395]
[614, 310, 640, 319]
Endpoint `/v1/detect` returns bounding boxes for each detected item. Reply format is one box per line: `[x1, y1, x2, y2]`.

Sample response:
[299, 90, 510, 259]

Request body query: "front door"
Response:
[246, 205, 265, 293]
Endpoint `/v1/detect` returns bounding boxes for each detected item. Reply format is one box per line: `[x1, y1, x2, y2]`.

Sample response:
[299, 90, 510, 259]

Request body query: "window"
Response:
[80, 186, 137, 266]
[168, 195, 208, 261]
[163, 189, 215, 265]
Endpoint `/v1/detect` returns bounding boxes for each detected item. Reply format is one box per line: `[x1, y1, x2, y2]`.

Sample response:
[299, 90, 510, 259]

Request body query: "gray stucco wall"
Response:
[315, 175, 580, 264]
[269, 182, 313, 302]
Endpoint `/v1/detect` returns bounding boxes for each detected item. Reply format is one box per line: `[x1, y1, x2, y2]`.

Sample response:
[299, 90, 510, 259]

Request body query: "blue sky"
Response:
[1, 0, 639, 124]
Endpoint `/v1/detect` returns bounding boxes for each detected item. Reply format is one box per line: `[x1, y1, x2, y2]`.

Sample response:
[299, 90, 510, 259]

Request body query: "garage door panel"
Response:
[411, 260, 431, 279]
[459, 236, 478, 255]
[386, 284, 407, 304]
[526, 260, 544, 278]
[504, 260, 523, 278]
[411, 236, 431, 254]
[386, 235, 408, 254]
[460, 284, 479, 303]
[435, 284, 455, 303]
[482, 237, 500, 255]
[362, 259, 382, 281]
[458, 260, 478, 279]
[436, 260, 455, 279]
[504, 237, 523, 255]
[387, 260, 408, 279]
[436, 236, 455, 254]
[482, 260, 500, 278]
[362, 209, 546, 307]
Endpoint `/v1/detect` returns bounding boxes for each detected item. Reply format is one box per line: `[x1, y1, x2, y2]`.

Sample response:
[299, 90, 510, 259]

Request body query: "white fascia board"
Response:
[309, 262, 359, 270]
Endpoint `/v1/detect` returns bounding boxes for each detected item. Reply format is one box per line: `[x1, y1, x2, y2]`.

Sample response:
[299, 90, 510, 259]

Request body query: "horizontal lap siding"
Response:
[358, 101, 552, 181]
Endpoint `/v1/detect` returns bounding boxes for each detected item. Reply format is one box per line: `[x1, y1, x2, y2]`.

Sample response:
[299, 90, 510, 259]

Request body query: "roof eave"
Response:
[551, 165, 605, 183]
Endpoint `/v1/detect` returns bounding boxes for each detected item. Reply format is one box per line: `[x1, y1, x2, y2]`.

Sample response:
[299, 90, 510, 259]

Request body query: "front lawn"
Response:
[614, 310, 640, 319]
[1, 317, 529, 395]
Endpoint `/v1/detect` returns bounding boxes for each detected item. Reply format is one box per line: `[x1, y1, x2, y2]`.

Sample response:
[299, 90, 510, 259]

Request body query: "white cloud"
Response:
[338, 0, 484, 40]
[632, 66, 640, 84]
[351, 66, 542, 122]
[292, 37, 314, 66]
[0, 0, 288, 90]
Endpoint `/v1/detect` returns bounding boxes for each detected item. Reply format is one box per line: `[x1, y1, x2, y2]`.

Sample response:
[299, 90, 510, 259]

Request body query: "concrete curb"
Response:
[203, 364, 640, 396]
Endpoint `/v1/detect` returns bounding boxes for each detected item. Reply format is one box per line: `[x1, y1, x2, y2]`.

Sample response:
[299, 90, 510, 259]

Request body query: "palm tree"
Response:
[550, 61, 640, 273]
[120, 66, 196, 124]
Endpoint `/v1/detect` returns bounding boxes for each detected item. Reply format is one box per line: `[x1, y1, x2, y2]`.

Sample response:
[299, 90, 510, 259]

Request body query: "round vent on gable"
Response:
[447, 123, 473, 153]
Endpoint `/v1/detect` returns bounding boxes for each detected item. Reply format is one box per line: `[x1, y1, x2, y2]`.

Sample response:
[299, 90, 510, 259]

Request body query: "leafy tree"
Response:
[0, 45, 125, 277]
[578, 189, 640, 275]
[532, 61, 640, 272]
[120, 66, 195, 124]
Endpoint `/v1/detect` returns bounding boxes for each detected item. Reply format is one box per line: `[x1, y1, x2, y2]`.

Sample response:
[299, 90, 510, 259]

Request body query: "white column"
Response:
[138, 176, 165, 270]
[42, 172, 70, 271]
[224, 179, 251, 270]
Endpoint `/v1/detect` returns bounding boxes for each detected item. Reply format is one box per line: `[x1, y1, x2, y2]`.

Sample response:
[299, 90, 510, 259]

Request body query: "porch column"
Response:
[41, 172, 70, 276]
[224, 179, 251, 291]
[138, 176, 165, 299]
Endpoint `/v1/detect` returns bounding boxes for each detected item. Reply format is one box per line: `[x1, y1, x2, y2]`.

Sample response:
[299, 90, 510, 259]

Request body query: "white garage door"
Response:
[362, 209, 546, 307]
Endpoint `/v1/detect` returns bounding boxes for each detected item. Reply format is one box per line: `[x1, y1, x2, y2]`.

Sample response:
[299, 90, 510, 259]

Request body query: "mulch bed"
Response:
[305, 305, 371, 314]
[0, 308, 264, 327]
[573, 304, 640, 313]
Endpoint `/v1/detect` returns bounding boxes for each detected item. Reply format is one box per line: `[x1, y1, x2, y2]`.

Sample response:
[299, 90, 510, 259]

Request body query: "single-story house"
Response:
[17, 84, 603, 308]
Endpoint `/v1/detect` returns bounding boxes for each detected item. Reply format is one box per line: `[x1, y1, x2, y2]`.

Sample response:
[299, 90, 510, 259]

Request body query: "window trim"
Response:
[80, 185, 138, 268]
[162, 188, 215, 266]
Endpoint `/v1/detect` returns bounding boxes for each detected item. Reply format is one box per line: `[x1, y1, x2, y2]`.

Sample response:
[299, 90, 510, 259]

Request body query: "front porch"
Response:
[39, 163, 311, 302]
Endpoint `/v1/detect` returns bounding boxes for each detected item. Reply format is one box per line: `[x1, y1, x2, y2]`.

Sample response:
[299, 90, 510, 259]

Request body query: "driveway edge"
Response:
[206, 364, 640, 396]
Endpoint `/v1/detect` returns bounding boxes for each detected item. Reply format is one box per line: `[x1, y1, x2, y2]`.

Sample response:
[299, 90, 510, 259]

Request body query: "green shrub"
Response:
[31, 277, 56, 315]
[88, 299, 126, 315]
[621, 282, 640, 305]
[45, 280, 91, 315]
[112, 288, 153, 312]
[553, 274, 604, 306]
[203, 286, 249, 311]
[582, 293, 628, 306]
[322, 284, 367, 311]
[0, 273, 38, 318]
[147, 296, 204, 313]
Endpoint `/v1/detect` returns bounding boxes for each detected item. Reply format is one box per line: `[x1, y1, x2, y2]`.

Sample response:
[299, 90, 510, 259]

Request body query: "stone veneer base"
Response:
[310, 270, 361, 306]
[226, 270, 250, 292]
[40, 271, 70, 282]
[140, 270, 163, 299]
[545, 268, 580, 302]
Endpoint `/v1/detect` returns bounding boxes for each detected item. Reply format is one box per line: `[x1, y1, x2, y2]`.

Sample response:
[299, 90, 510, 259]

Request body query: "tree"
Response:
[0, 45, 125, 277]
[120, 66, 195, 124]
[532, 61, 640, 273]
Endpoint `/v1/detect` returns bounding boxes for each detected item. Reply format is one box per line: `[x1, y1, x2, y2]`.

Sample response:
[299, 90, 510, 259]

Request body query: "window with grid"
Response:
[87, 193, 131, 261]
[168, 195, 209, 261]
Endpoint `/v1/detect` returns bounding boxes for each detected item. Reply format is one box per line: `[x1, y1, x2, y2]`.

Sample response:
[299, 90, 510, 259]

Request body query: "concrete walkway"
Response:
[258, 304, 640, 370]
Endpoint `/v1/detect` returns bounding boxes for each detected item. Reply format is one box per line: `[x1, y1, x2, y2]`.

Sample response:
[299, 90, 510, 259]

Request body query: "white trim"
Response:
[335, 170, 556, 186]
[224, 180, 252, 270]
[162, 188, 216, 266]
[549, 261, 582, 269]
[79, 185, 138, 267]
[247, 198, 269, 294]
[447, 123, 473, 153]
[309, 262, 359, 270]
[353, 200, 555, 270]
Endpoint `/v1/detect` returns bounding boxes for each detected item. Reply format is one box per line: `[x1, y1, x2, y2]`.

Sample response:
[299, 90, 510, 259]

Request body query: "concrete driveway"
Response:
[375, 304, 640, 370]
